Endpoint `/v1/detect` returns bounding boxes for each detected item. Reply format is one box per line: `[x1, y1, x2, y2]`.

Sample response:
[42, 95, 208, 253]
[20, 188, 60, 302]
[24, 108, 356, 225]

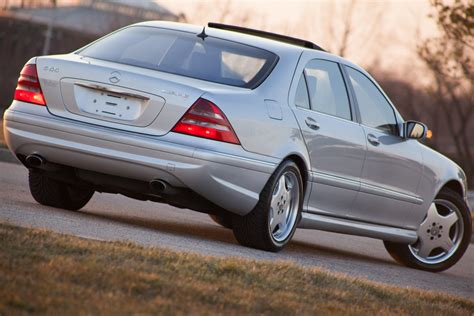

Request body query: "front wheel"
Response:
[232, 160, 303, 252]
[384, 188, 471, 272]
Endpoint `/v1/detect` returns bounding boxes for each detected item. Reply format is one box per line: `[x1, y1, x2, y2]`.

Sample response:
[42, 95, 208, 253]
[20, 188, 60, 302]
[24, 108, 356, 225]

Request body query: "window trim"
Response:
[339, 64, 361, 124]
[294, 58, 354, 122]
[343, 65, 400, 136]
[294, 72, 311, 109]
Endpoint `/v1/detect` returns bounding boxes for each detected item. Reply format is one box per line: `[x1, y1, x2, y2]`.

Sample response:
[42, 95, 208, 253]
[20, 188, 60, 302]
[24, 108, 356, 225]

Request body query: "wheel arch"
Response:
[282, 153, 309, 189]
[438, 179, 465, 199]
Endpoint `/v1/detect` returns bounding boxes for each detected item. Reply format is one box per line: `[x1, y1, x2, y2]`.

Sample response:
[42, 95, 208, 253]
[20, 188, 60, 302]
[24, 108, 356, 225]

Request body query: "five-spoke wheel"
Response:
[269, 171, 300, 243]
[384, 188, 471, 272]
[232, 160, 303, 252]
[409, 199, 464, 264]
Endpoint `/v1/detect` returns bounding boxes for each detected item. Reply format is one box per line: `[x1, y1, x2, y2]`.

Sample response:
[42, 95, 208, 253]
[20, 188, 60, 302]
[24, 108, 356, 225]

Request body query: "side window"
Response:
[305, 60, 352, 120]
[295, 74, 310, 109]
[346, 67, 398, 135]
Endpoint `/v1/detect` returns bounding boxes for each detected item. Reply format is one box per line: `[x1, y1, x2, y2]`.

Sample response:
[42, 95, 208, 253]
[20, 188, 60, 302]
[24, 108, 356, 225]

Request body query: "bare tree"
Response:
[296, 0, 385, 61]
[337, 0, 356, 57]
[418, 0, 474, 187]
[184, 0, 250, 26]
[1, 0, 9, 11]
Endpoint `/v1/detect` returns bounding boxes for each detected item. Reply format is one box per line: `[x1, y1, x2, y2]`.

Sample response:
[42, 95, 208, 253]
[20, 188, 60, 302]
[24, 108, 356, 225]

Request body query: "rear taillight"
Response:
[172, 98, 240, 144]
[14, 64, 46, 106]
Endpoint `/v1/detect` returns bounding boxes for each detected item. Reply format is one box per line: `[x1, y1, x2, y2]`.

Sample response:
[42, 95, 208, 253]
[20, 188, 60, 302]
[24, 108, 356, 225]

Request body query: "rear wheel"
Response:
[29, 169, 94, 211]
[384, 188, 471, 272]
[232, 160, 303, 252]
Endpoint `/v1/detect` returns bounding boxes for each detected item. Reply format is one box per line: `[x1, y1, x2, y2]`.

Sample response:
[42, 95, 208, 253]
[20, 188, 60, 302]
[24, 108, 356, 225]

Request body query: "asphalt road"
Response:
[0, 160, 473, 299]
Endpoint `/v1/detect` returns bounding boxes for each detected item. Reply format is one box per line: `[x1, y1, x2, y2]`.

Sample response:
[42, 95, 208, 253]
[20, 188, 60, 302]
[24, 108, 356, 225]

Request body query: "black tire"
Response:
[232, 160, 303, 252]
[209, 214, 233, 229]
[384, 188, 472, 272]
[29, 169, 94, 211]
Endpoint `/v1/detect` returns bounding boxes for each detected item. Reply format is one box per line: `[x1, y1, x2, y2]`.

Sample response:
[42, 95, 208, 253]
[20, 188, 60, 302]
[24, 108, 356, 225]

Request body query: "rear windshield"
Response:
[78, 26, 278, 88]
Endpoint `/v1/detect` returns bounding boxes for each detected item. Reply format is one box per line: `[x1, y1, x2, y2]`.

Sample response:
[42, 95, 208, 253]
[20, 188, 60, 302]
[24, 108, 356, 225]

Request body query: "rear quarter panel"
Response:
[203, 48, 310, 168]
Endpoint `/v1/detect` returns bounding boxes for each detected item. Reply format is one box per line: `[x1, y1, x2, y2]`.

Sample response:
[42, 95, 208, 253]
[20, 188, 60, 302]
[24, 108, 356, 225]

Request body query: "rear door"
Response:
[344, 66, 423, 228]
[291, 57, 366, 218]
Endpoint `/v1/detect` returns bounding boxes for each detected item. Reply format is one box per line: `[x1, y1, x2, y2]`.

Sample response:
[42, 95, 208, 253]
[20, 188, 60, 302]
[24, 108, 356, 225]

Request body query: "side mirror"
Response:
[404, 120, 427, 140]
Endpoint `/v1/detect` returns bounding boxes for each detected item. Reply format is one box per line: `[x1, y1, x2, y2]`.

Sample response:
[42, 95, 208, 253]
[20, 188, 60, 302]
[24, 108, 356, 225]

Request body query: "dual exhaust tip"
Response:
[25, 154, 45, 168]
[149, 179, 167, 194]
[26, 154, 169, 195]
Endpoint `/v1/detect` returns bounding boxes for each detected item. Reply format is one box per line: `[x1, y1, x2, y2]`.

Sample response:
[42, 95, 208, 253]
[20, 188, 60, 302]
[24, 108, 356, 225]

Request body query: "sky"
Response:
[4, 0, 440, 85]
[158, 0, 439, 85]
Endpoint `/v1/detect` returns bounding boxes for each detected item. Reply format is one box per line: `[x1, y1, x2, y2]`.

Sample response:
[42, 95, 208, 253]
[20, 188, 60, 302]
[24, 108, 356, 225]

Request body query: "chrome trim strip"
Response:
[310, 171, 360, 191]
[359, 182, 423, 205]
[311, 171, 423, 205]
[75, 82, 150, 101]
[298, 212, 418, 243]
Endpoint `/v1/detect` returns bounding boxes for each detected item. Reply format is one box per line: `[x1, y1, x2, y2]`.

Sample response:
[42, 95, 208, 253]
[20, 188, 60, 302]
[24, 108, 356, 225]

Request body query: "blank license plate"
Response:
[78, 87, 142, 121]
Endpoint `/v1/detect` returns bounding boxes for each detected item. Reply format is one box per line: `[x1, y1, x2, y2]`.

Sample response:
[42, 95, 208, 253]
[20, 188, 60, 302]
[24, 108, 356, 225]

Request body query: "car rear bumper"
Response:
[3, 102, 278, 215]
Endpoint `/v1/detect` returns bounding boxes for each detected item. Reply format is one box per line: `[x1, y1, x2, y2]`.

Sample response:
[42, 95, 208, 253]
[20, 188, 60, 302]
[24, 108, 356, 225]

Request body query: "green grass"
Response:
[0, 223, 473, 315]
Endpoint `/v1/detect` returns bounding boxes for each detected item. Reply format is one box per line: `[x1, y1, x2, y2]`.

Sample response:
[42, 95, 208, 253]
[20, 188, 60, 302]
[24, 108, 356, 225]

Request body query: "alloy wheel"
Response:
[268, 171, 300, 243]
[409, 199, 464, 264]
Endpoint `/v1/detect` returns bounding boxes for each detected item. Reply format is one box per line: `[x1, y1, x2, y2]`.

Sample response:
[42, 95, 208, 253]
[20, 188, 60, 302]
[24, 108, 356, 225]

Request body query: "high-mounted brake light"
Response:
[172, 98, 240, 144]
[14, 64, 46, 106]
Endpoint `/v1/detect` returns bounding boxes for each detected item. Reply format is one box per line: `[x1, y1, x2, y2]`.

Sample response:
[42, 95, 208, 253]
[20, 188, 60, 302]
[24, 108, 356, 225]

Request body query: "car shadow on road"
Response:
[83, 209, 238, 243]
[286, 239, 397, 266]
[80, 208, 396, 267]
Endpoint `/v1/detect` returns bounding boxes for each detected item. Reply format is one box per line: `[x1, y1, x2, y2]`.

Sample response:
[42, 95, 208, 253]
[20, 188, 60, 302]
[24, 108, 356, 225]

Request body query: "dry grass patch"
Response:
[0, 223, 473, 315]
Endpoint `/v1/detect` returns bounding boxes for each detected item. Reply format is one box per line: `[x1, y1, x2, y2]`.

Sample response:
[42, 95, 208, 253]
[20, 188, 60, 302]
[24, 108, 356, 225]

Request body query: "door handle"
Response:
[305, 117, 320, 130]
[367, 133, 380, 146]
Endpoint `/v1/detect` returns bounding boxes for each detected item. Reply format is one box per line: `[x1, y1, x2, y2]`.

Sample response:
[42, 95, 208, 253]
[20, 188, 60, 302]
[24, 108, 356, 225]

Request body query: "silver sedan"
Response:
[3, 21, 471, 272]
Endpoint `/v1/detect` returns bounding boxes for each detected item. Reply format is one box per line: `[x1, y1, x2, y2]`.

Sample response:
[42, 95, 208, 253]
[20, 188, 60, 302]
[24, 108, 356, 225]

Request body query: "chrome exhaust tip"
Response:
[149, 179, 167, 194]
[25, 154, 45, 168]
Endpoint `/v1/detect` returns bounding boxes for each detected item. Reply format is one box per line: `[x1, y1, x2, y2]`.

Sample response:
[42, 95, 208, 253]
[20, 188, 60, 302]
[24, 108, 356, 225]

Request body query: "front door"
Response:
[344, 66, 424, 228]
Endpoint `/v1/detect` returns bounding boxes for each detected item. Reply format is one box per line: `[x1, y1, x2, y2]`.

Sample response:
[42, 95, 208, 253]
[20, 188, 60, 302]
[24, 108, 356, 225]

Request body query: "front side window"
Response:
[78, 26, 278, 88]
[346, 67, 398, 135]
[304, 60, 352, 120]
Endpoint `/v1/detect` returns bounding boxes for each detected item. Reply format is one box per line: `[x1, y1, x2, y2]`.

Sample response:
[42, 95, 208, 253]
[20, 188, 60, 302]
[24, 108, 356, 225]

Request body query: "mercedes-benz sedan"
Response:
[4, 21, 471, 272]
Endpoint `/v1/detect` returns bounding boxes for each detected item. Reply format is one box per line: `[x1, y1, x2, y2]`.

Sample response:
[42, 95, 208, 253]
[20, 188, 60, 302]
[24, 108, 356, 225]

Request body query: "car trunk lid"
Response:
[36, 54, 205, 136]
